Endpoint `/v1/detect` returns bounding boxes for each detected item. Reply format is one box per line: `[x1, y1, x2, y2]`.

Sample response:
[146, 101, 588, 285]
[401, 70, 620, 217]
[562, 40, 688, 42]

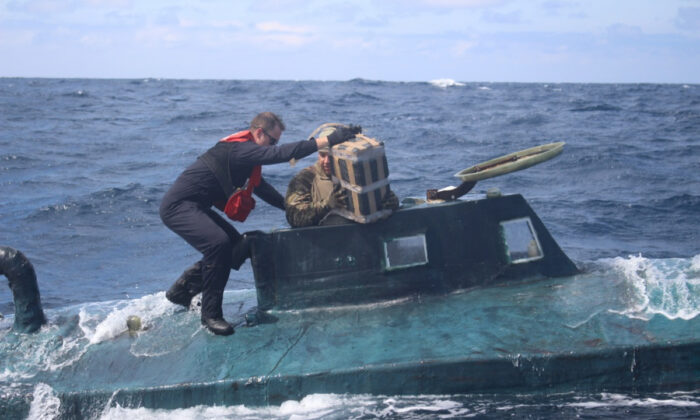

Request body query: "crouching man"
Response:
[160, 112, 360, 335]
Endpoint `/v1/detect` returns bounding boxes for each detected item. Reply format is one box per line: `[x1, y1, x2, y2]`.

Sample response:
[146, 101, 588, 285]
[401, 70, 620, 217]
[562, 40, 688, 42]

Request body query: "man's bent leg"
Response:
[161, 199, 235, 335]
[166, 261, 203, 307]
[200, 238, 234, 336]
[204, 208, 250, 270]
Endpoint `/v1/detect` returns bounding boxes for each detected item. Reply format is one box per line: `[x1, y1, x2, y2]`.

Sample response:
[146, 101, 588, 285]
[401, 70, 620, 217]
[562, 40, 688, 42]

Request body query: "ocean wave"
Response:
[0, 317, 88, 382]
[78, 292, 178, 345]
[60, 90, 90, 98]
[29, 183, 159, 220]
[634, 194, 700, 217]
[428, 79, 465, 89]
[222, 83, 251, 94]
[26, 383, 61, 420]
[337, 91, 382, 103]
[1, 154, 38, 171]
[507, 113, 550, 126]
[603, 254, 700, 320]
[0, 292, 186, 382]
[100, 393, 473, 420]
[566, 392, 700, 409]
[168, 110, 223, 123]
[570, 103, 622, 112]
[1, 154, 34, 162]
[97, 391, 700, 419]
[347, 78, 384, 86]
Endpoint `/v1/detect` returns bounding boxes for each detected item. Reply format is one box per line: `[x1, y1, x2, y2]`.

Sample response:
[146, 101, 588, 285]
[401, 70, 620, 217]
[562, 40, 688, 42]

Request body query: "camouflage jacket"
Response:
[285, 162, 335, 228]
[285, 161, 399, 228]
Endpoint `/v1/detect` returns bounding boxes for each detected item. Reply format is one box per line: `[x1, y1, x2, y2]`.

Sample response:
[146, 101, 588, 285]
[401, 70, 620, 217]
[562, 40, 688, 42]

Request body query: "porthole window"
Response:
[501, 218, 544, 264]
[384, 234, 428, 270]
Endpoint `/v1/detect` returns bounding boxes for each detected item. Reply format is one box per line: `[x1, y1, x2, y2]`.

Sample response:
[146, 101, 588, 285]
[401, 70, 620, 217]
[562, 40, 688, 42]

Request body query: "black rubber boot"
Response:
[201, 317, 234, 336]
[166, 262, 203, 307]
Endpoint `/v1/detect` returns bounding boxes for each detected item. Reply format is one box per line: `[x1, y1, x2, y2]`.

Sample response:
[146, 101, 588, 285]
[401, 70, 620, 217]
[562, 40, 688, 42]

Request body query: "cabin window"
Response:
[500, 218, 544, 264]
[384, 234, 428, 270]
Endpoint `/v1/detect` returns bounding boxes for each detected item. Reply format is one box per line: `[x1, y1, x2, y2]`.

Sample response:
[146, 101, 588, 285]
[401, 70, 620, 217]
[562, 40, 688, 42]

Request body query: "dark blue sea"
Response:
[1, 78, 699, 419]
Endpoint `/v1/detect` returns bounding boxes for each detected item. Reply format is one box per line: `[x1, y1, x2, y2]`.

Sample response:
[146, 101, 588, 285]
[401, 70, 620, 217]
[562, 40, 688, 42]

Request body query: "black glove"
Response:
[327, 124, 362, 146]
[326, 184, 347, 209]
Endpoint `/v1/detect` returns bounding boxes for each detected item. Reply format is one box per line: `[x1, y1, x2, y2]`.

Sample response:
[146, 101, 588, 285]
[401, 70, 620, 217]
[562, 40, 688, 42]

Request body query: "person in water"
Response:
[160, 112, 361, 335]
[285, 144, 399, 228]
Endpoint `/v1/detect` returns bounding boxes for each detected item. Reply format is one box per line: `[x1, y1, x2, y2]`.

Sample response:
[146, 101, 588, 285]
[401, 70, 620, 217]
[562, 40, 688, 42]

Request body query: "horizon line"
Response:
[1, 76, 697, 86]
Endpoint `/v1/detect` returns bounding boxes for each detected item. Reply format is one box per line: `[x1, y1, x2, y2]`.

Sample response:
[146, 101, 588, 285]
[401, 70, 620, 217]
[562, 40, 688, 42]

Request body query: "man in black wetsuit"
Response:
[160, 112, 360, 335]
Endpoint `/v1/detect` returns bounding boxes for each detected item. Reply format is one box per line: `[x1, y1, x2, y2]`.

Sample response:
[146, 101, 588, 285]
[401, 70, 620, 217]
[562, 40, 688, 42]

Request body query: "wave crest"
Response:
[429, 79, 465, 88]
[606, 254, 700, 320]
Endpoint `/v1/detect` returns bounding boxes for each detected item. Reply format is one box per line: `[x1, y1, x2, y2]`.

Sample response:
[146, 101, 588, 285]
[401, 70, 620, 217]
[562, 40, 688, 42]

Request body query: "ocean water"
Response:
[1, 78, 699, 419]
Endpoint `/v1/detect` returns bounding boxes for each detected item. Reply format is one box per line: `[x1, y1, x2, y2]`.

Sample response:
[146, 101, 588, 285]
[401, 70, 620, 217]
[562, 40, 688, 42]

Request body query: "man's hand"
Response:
[327, 124, 362, 146]
[326, 184, 347, 209]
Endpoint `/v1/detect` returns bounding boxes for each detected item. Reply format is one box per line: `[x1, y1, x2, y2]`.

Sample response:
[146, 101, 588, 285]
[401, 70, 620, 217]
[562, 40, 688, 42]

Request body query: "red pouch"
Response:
[217, 164, 261, 222]
[224, 190, 256, 222]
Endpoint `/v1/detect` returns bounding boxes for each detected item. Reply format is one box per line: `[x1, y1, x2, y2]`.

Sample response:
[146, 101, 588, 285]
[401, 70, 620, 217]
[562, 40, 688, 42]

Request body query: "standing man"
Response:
[160, 112, 360, 335]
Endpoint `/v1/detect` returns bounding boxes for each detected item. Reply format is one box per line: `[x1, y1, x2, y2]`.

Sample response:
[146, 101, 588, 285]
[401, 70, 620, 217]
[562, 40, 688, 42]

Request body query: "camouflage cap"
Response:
[317, 126, 336, 153]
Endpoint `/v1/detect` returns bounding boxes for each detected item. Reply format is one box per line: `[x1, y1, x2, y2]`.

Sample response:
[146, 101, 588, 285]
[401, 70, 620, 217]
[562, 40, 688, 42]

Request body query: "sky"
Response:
[1, 0, 699, 83]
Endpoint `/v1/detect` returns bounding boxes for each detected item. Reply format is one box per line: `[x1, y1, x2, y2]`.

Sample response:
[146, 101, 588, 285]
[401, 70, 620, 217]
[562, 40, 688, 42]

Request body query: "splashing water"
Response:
[99, 393, 476, 420]
[428, 78, 465, 88]
[26, 383, 61, 420]
[606, 254, 700, 320]
[97, 391, 700, 420]
[79, 292, 179, 345]
[0, 292, 185, 382]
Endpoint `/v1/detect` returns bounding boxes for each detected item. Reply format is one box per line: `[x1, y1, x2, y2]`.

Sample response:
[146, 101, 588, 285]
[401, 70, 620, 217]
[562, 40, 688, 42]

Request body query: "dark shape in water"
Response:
[0, 246, 46, 333]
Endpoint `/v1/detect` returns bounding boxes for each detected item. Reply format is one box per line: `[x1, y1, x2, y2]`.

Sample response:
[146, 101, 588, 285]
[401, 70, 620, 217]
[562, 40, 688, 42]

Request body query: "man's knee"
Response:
[159, 195, 179, 226]
[159, 201, 170, 224]
[205, 233, 234, 262]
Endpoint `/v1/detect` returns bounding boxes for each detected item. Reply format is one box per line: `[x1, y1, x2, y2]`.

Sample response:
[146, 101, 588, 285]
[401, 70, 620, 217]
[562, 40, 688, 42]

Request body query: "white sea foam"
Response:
[26, 383, 61, 420]
[79, 391, 700, 419]
[604, 254, 700, 320]
[100, 394, 353, 420]
[690, 254, 700, 274]
[567, 392, 700, 408]
[0, 289, 256, 383]
[429, 78, 465, 88]
[381, 397, 466, 416]
[80, 292, 177, 344]
[98, 393, 474, 420]
[0, 320, 90, 381]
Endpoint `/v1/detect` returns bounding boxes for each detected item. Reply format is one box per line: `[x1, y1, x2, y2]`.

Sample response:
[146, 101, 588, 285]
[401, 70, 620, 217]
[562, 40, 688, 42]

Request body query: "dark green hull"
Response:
[3, 195, 699, 418]
[251, 194, 579, 311]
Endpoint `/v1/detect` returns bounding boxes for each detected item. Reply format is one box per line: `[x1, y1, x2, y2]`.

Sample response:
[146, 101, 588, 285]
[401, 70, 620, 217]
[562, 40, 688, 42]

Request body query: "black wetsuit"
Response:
[160, 137, 318, 319]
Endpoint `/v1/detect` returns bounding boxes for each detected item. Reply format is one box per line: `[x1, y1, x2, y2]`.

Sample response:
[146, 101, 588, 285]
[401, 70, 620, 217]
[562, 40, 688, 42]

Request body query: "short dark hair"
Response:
[250, 112, 285, 132]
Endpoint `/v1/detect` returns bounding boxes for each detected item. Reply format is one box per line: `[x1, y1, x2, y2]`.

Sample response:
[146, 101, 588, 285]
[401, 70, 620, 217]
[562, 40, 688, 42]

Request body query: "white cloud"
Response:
[84, 0, 133, 7]
[255, 21, 313, 35]
[452, 40, 478, 55]
[250, 21, 317, 47]
[416, 0, 505, 7]
[186, 19, 244, 29]
[255, 33, 313, 47]
[80, 33, 113, 47]
[330, 36, 377, 50]
[13, 0, 74, 14]
[134, 25, 183, 46]
[0, 29, 35, 46]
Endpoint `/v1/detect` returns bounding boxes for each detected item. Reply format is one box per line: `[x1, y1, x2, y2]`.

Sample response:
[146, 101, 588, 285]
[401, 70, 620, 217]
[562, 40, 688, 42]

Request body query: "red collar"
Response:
[219, 130, 254, 143]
